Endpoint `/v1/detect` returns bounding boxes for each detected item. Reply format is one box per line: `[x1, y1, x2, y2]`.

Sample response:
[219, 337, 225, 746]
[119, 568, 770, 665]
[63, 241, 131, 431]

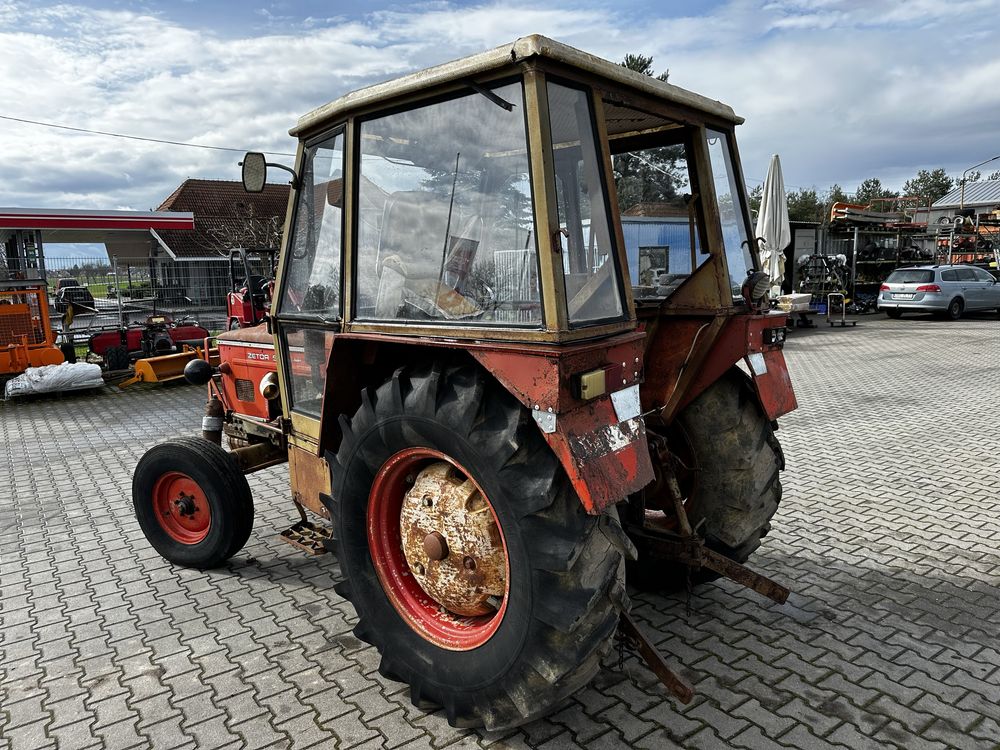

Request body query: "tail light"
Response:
[879, 284, 890, 291]
[916, 284, 941, 292]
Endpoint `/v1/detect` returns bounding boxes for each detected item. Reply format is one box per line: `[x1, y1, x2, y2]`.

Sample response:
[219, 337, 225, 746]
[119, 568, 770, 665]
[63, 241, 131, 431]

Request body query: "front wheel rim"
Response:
[367, 447, 510, 651]
[152, 471, 211, 544]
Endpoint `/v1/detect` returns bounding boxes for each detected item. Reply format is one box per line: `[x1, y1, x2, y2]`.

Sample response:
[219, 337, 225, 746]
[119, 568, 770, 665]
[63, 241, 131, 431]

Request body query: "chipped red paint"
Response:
[535, 399, 653, 514]
[314, 331, 653, 514]
[749, 348, 797, 420]
[675, 313, 797, 419]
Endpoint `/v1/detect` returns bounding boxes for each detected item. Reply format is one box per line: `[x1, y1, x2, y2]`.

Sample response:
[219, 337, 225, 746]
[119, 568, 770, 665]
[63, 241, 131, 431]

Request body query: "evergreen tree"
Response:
[854, 177, 897, 205]
[902, 168, 953, 204]
[613, 55, 683, 212]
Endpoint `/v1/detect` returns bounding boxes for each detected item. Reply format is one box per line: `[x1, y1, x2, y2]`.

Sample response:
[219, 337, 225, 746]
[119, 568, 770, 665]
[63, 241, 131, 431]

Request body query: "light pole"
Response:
[960, 155, 1000, 210]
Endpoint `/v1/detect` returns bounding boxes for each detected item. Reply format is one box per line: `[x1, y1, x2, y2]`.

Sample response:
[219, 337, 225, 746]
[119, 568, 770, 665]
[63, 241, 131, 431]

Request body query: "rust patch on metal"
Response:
[545, 398, 654, 514]
[568, 416, 644, 461]
[399, 462, 506, 617]
[700, 547, 789, 604]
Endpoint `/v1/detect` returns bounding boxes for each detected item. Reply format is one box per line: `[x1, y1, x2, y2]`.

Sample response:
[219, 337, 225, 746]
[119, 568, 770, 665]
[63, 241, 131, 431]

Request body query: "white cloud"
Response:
[0, 0, 997, 213]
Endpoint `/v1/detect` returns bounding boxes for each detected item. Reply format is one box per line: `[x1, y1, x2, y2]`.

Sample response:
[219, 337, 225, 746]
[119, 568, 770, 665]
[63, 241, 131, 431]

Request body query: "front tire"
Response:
[133, 437, 254, 568]
[327, 364, 626, 730]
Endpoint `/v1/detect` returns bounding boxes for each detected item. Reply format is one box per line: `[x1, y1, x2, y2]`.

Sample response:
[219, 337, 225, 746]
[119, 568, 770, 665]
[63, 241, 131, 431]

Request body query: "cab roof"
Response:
[291, 34, 742, 137]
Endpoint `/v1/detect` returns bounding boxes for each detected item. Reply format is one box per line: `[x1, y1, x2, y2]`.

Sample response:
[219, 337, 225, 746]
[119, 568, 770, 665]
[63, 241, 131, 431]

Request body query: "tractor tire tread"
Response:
[326, 363, 624, 730]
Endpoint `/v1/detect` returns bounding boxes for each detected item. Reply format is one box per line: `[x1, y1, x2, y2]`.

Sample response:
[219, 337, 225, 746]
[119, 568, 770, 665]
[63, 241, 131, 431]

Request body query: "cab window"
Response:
[354, 82, 541, 326]
[280, 131, 345, 318]
[278, 129, 344, 417]
[547, 81, 625, 326]
[705, 130, 754, 296]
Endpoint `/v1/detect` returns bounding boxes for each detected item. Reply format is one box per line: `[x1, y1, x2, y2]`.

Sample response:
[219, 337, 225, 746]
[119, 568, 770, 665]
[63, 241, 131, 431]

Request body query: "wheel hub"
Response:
[399, 462, 506, 617]
[175, 494, 198, 517]
[151, 471, 211, 544]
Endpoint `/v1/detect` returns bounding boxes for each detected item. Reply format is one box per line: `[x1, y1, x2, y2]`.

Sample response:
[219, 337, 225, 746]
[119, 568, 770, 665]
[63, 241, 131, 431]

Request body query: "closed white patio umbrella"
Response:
[755, 154, 791, 297]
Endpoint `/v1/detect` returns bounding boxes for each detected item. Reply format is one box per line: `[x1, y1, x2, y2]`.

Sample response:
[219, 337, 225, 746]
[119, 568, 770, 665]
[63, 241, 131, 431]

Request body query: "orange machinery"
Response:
[0, 283, 64, 376]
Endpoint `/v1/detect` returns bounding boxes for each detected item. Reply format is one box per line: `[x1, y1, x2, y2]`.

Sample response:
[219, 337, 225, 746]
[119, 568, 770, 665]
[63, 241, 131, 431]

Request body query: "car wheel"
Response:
[946, 298, 964, 321]
[885, 310, 903, 319]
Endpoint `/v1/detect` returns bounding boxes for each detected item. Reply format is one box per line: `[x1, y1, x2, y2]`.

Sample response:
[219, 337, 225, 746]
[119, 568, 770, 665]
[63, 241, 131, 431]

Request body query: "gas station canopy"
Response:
[0, 207, 194, 260]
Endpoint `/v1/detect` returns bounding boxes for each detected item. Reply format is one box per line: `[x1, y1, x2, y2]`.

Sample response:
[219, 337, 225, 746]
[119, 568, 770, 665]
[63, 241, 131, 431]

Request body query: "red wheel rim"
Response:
[367, 448, 510, 651]
[152, 471, 211, 544]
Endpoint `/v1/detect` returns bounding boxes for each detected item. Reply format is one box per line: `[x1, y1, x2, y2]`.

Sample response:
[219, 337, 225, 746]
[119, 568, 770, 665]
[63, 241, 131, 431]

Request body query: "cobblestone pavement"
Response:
[2, 313, 998, 750]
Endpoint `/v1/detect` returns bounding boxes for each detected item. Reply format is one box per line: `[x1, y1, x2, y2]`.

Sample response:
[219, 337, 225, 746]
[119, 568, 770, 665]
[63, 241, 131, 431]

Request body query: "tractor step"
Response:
[278, 520, 333, 556]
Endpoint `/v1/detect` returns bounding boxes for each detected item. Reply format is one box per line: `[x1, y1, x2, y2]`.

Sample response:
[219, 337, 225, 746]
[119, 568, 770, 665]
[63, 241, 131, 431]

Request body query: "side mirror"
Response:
[241, 152, 267, 193]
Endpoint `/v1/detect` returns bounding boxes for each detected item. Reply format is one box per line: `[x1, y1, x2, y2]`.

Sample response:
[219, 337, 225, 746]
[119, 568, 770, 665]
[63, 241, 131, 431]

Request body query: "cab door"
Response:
[271, 128, 346, 515]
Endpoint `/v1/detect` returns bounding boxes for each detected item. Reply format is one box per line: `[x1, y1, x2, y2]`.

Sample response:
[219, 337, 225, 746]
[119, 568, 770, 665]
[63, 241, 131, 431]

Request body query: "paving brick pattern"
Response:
[2, 313, 998, 749]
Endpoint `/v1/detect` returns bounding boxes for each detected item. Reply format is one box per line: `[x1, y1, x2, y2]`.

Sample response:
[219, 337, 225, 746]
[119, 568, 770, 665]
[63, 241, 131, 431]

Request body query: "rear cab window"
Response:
[886, 269, 933, 284]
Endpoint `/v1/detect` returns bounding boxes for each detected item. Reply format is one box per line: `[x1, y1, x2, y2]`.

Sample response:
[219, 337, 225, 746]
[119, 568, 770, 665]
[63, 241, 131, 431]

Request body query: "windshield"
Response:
[354, 81, 540, 326]
[705, 130, 755, 296]
[547, 81, 625, 326]
[280, 131, 344, 318]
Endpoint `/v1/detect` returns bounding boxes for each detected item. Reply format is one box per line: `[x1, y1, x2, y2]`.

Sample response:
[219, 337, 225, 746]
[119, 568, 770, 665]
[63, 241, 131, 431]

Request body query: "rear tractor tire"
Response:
[327, 364, 628, 730]
[133, 437, 254, 569]
[636, 369, 783, 587]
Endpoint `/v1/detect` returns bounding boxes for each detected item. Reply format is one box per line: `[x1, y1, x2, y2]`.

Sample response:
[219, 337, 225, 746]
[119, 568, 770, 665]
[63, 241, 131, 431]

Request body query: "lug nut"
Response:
[423, 531, 449, 561]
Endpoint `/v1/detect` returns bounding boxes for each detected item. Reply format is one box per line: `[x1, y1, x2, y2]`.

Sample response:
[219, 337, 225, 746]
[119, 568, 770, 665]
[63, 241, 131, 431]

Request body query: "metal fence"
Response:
[41, 254, 273, 344]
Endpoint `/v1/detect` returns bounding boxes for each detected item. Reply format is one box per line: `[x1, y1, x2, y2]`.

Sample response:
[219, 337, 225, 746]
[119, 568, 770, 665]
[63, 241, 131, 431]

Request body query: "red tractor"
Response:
[133, 36, 796, 729]
[225, 247, 275, 330]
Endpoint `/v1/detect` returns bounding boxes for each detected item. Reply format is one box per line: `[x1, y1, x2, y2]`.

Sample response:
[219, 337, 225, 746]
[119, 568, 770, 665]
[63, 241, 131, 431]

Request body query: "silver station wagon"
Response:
[878, 264, 1000, 320]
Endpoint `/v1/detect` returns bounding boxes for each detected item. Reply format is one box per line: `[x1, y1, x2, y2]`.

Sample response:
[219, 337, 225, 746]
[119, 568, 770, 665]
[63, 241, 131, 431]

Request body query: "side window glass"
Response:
[546, 81, 625, 325]
[956, 268, 978, 282]
[283, 326, 334, 418]
[705, 130, 754, 296]
[975, 268, 995, 282]
[280, 132, 345, 318]
[940, 270, 957, 282]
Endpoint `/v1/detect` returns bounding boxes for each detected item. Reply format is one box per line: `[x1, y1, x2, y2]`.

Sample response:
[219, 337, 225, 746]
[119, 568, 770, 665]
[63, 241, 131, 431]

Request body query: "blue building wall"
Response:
[620, 217, 694, 282]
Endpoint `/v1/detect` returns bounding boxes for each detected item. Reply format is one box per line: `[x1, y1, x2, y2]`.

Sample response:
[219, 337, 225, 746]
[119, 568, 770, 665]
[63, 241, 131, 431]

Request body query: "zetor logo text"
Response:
[246, 352, 274, 361]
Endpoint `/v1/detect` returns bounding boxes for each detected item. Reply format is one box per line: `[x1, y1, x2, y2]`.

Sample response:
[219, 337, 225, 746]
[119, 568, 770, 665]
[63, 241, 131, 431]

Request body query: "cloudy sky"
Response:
[1, 0, 999, 213]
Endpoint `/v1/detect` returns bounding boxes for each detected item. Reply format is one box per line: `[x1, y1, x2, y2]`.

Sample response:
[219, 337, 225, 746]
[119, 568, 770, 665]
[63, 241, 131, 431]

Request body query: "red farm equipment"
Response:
[225, 247, 276, 331]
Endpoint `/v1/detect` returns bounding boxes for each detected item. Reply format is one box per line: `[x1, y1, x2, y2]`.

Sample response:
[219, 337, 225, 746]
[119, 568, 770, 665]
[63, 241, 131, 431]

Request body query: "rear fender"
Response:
[319, 333, 655, 515]
[678, 314, 797, 421]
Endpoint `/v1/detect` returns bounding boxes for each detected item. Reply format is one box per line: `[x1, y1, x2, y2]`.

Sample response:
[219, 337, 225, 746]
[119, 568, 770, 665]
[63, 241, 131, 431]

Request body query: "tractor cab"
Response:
[235, 35, 789, 475]
[141, 36, 797, 731]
